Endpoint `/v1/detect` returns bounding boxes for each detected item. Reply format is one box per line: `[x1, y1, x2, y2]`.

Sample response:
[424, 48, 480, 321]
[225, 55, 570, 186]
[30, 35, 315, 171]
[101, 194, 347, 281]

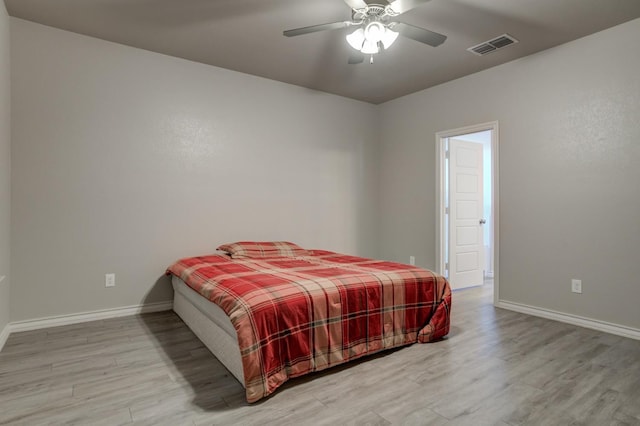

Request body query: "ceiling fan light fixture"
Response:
[347, 24, 397, 54]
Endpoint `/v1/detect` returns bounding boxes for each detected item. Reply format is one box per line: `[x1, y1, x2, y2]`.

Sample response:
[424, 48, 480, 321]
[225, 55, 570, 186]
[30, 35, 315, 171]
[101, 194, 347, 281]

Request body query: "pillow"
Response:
[217, 241, 310, 258]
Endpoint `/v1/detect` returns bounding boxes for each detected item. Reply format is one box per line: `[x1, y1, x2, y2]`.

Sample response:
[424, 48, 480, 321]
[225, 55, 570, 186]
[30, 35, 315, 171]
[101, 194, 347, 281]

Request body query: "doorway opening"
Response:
[436, 122, 498, 302]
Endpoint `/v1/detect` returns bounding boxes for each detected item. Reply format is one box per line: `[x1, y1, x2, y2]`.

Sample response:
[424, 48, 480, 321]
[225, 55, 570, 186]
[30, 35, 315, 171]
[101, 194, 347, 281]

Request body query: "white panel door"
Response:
[449, 139, 484, 289]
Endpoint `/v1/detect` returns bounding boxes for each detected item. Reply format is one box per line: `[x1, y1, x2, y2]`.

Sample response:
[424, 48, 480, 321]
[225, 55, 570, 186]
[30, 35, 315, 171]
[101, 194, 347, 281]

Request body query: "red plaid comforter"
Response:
[167, 250, 451, 402]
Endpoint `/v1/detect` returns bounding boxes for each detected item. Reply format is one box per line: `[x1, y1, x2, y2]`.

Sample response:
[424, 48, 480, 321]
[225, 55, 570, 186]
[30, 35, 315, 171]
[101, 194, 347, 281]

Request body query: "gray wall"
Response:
[0, 2, 11, 336]
[10, 19, 379, 322]
[378, 18, 640, 330]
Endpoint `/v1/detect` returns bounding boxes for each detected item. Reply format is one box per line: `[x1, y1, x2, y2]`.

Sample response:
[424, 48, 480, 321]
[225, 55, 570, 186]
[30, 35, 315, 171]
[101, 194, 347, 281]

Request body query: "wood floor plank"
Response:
[1, 283, 639, 425]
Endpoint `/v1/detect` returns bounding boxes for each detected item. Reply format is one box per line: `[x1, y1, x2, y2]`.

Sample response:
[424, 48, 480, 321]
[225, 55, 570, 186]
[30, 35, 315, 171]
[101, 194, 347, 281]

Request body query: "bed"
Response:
[167, 241, 451, 403]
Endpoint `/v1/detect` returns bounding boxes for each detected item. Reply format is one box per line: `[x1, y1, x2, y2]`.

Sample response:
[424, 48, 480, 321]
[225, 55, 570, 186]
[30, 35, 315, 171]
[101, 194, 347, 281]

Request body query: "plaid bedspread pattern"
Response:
[167, 250, 451, 402]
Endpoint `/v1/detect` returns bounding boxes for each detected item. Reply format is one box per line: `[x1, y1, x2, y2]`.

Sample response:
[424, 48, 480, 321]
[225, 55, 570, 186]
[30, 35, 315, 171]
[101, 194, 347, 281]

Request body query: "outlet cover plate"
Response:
[571, 279, 582, 294]
[105, 273, 116, 288]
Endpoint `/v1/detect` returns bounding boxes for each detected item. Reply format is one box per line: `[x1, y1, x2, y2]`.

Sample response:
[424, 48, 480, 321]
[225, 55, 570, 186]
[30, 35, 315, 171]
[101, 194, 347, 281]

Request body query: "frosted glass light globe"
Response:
[346, 28, 365, 50]
[364, 22, 385, 43]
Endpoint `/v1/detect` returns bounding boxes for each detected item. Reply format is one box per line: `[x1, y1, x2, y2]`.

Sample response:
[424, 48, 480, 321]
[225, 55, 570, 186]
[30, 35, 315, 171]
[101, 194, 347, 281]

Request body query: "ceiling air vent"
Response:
[468, 34, 518, 56]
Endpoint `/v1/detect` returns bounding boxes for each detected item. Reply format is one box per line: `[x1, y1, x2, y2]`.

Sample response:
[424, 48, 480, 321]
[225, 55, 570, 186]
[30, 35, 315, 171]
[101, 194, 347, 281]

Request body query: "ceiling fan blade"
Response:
[393, 22, 446, 47]
[343, 0, 368, 10]
[283, 21, 352, 37]
[387, 0, 432, 14]
[348, 52, 365, 64]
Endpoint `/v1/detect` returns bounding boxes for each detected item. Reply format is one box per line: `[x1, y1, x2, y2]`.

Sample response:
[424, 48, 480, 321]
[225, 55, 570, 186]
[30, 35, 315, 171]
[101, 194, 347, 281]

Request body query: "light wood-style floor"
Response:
[1, 283, 640, 425]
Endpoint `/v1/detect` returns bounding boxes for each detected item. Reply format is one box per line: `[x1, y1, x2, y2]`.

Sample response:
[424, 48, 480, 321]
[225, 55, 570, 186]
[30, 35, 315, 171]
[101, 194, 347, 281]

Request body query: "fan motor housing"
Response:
[352, 4, 396, 23]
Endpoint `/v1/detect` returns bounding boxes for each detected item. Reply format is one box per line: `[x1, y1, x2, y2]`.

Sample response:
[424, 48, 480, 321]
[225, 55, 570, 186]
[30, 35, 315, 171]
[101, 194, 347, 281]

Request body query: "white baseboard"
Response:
[7, 301, 174, 335]
[496, 299, 640, 341]
[0, 322, 10, 352]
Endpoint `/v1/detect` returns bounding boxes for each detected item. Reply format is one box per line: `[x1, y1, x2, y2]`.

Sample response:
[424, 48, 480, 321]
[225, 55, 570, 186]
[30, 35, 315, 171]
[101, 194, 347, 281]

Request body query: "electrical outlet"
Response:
[409, 256, 416, 266]
[571, 279, 582, 294]
[105, 273, 116, 288]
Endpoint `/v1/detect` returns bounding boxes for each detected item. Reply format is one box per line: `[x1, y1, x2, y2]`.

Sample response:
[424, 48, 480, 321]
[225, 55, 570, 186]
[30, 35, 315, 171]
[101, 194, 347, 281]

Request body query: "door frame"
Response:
[435, 121, 500, 305]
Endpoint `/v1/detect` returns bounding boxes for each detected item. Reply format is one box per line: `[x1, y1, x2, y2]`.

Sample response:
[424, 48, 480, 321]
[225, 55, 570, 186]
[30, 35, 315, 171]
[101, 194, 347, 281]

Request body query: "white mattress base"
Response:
[172, 276, 236, 337]
[172, 280, 245, 386]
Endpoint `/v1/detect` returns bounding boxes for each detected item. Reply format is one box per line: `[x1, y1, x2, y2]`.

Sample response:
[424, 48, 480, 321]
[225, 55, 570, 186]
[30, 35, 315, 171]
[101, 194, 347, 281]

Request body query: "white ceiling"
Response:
[5, 0, 640, 104]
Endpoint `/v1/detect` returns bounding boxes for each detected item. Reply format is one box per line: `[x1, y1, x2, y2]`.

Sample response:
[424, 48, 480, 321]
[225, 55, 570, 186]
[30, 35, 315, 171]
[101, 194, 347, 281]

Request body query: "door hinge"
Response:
[445, 150, 450, 159]
[445, 262, 449, 271]
[445, 207, 449, 214]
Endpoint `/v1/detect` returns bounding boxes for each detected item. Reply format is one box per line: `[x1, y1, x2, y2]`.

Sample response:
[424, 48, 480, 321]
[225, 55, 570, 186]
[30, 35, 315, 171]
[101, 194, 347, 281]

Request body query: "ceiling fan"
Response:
[283, 0, 446, 64]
